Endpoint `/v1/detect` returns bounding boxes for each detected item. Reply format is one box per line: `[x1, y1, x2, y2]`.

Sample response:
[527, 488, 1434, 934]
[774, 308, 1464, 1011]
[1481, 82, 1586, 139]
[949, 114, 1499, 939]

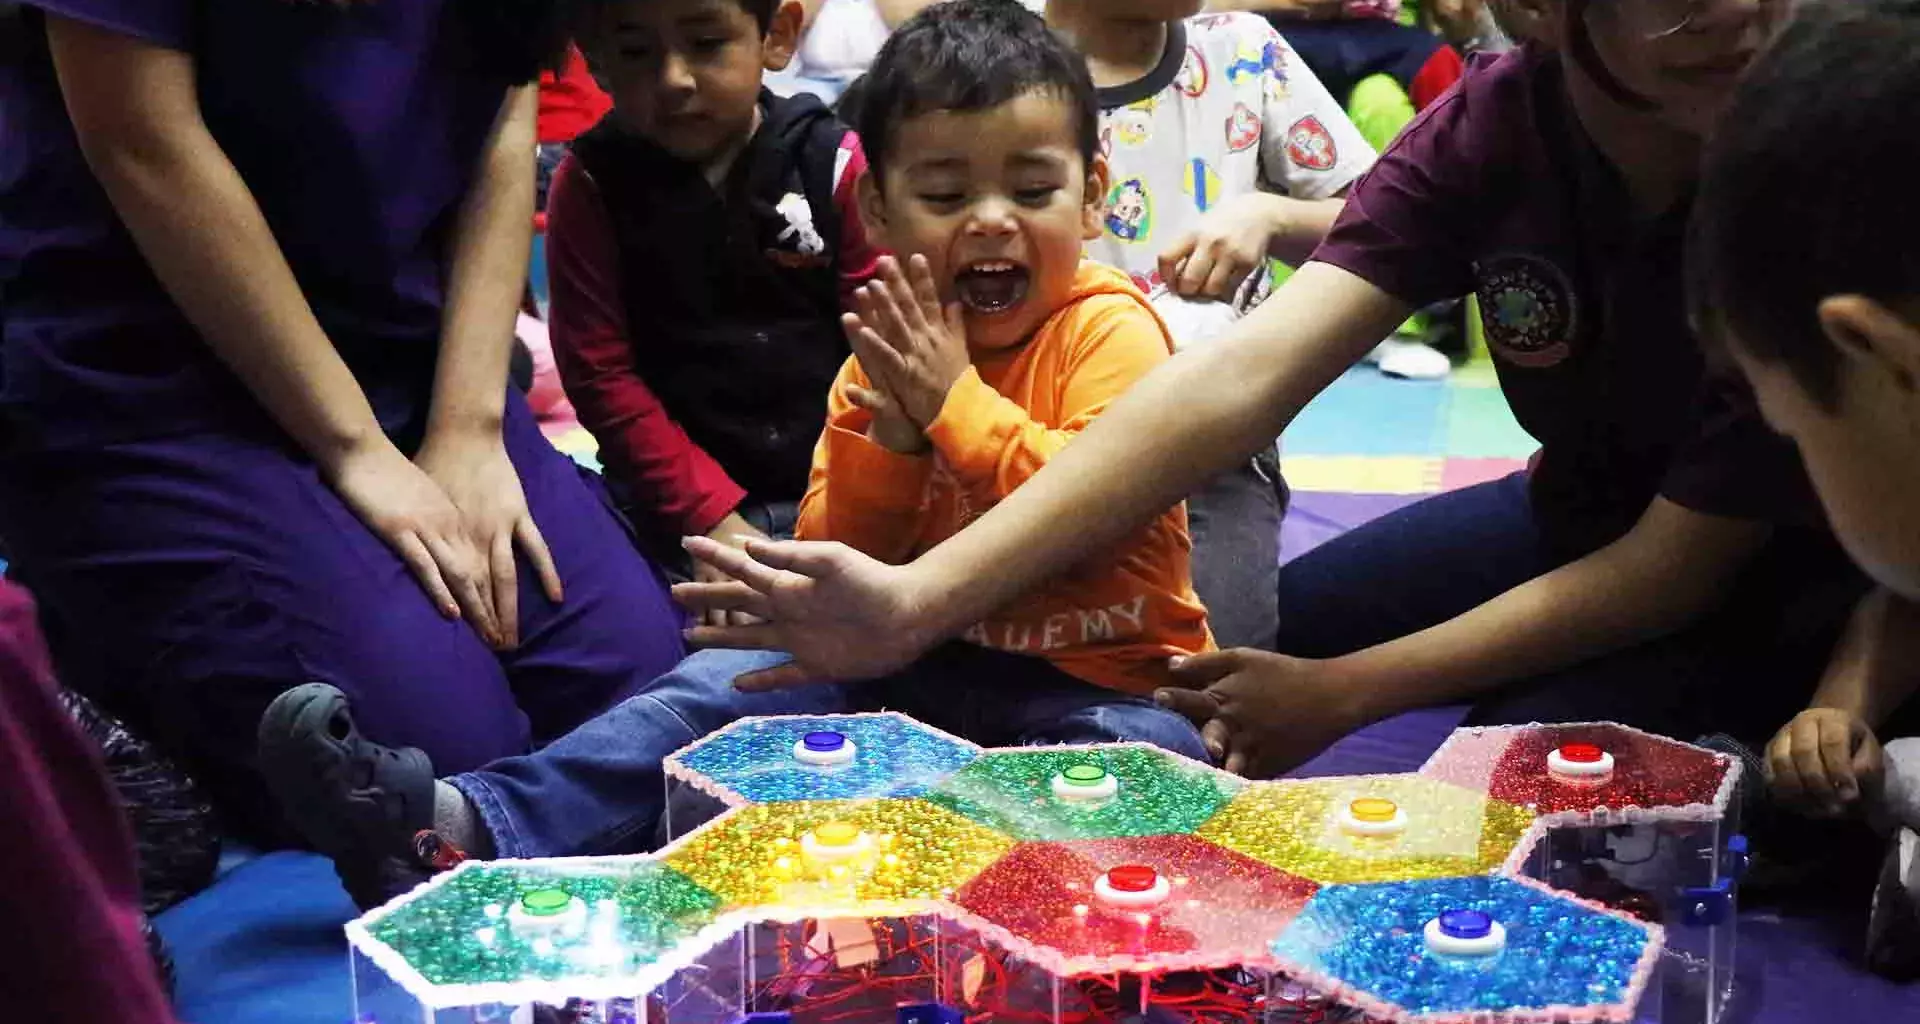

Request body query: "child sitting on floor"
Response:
[1688, 0, 1920, 978]
[258, 0, 1212, 908]
[547, 0, 880, 570]
[1045, 0, 1375, 650]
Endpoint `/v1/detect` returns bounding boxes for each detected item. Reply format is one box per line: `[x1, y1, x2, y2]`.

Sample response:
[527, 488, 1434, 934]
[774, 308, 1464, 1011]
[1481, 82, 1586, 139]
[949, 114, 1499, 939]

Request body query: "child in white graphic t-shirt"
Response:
[1047, 0, 1375, 652]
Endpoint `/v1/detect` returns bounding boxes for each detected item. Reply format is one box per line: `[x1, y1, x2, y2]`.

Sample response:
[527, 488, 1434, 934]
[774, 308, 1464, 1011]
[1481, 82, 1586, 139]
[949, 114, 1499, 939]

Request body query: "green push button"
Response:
[1062, 764, 1107, 785]
[520, 888, 573, 917]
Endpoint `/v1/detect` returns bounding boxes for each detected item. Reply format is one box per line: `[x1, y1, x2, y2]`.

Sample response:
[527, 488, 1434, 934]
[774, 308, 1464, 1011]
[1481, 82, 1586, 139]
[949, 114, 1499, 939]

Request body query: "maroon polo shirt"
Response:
[0, 581, 178, 1020]
[1311, 46, 1817, 557]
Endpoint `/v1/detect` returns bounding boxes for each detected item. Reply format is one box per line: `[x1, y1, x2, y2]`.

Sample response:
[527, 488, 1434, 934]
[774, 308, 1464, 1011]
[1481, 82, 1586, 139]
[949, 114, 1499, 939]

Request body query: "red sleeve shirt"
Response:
[536, 47, 612, 145]
[546, 152, 747, 537]
[546, 131, 878, 537]
[0, 582, 179, 1022]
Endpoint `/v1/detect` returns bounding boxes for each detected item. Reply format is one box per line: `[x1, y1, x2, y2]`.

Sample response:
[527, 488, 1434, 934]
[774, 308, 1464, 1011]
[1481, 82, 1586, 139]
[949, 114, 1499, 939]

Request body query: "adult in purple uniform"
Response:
[0, 1, 688, 836]
[677, 0, 1868, 777]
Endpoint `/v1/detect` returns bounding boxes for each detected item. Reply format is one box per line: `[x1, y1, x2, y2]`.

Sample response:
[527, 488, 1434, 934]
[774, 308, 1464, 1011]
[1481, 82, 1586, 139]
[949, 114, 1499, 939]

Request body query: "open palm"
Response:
[672, 537, 939, 689]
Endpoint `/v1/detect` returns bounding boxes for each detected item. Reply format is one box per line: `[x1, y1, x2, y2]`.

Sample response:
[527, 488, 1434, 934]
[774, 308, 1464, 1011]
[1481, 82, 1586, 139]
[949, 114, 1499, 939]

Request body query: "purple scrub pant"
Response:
[0, 391, 689, 835]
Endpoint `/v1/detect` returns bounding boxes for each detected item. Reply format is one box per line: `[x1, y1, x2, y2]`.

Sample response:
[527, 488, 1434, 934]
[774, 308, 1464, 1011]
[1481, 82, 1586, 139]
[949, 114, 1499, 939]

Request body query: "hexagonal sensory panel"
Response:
[351, 858, 722, 999]
[1421, 722, 1737, 823]
[927, 743, 1241, 842]
[659, 798, 1015, 910]
[1197, 774, 1536, 885]
[349, 718, 1731, 1024]
[1271, 875, 1661, 1020]
[667, 712, 981, 808]
[953, 833, 1318, 975]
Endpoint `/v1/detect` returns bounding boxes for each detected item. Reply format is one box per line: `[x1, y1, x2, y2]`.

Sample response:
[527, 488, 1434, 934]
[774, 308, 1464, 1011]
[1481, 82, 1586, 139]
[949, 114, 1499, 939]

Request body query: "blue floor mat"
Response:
[157, 851, 356, 1024]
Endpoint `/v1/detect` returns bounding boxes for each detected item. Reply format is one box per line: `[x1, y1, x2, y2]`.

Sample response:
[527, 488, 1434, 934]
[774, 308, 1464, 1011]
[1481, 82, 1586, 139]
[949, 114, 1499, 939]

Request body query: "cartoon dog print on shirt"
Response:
[1104, 178, 1152, 243]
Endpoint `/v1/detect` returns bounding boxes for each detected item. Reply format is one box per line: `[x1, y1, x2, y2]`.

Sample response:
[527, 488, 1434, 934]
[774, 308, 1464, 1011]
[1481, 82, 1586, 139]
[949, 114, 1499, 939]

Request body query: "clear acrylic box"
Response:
[348, 718, 1720, 1024]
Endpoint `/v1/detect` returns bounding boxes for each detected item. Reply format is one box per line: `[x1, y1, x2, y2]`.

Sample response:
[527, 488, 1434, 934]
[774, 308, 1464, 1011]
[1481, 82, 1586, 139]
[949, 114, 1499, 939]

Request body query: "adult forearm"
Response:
[1337, 499, 1772, 721]
[50, 21, 381, 468]
[427, 86, 538, 440]
[1266, 196, 1346, 267]
[1810, 589, 1920, 728]
[913, 261, 1407, 637]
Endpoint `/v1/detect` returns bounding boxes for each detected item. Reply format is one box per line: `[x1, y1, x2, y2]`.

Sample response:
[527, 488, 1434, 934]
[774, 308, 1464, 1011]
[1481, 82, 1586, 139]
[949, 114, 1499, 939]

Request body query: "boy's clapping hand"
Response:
[1766, 706, 1885, 818]
[1152, 649, 1368, 777]
[845, 255, 970, 430]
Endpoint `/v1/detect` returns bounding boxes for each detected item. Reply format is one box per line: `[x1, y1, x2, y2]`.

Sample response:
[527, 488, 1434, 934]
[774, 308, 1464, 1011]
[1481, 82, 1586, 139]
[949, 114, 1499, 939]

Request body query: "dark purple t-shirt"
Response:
[0, 0, 510, 449]
[1312, 47, 1818, 556]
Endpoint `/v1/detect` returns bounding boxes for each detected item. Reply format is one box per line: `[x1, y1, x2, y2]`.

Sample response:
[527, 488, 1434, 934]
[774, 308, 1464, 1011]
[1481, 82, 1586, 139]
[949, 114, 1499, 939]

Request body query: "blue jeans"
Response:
[1274, 473, 1866, 746]
[449, 644, 1208, 859]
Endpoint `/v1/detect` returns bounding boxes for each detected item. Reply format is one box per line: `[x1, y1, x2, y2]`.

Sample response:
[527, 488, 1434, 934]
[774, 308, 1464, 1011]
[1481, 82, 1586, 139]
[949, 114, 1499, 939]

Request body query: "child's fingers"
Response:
[844, 383, 890, 414]
[1152, 686, 1220, 726]
[1818, 714, 1859, 802]
[1202, 718, 1231, 766]
[881, 256, 934, 337]
[1789, 714, 1839, 809]
[865, 276, 917, 354]
[904, 254, 941, 328]
[850, 324, 910, 384]
[1166, 648, 1245, 686]
[1157, 232, 1199, 287]
[1766, 727, 1807, 804]
[1175, 244, 1219, 297]
[1202, 251, 1253, 302]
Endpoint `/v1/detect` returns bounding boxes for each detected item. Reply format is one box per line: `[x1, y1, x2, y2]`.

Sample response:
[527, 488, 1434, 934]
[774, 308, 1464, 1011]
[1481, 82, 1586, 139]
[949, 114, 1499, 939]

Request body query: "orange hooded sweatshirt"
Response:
[796, 262, 1215, 695]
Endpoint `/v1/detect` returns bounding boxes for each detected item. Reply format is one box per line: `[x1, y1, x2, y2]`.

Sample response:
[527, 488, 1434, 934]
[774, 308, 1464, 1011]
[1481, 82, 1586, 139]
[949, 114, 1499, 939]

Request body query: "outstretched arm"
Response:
[677, 261, 1409, 687]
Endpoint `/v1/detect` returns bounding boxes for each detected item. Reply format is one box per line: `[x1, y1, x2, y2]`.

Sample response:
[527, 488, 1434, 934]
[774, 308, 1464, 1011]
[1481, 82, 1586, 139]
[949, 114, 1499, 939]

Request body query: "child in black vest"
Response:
[549, 0, 881, 600]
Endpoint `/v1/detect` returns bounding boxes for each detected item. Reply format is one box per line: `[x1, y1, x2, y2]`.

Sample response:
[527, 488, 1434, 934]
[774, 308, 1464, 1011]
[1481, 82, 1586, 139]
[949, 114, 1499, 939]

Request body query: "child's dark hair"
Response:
[572, 0, 781, 53]
[1687, 0, 1920, 409]
[853, 0, 1100, 185]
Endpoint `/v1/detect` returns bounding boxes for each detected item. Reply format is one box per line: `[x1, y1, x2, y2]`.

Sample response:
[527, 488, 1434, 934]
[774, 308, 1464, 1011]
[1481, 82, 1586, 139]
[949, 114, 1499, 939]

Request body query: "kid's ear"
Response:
[1081, 154, 1111, 243]
[763, 0, 804, 72]
[1819, 295, 1920, 397]
[856, 169, 889, 247]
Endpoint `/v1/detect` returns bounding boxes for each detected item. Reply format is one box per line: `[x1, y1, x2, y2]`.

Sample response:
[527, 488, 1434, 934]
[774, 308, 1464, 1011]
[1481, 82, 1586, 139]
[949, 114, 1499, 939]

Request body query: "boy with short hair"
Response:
[547, 0, 880, 566]
[1046, 0, 1377, 650]
[1688, 0, 1920, 978]
[258, 0, 1211, 908]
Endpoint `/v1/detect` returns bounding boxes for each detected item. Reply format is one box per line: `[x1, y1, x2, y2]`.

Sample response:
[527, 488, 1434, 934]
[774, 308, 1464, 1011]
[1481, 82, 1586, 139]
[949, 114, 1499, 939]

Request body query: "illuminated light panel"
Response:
[668, 712, 981, 808]
[357, 859, 721, 991]
[928, 744, 1241, 842]
[1196, 775, 1535, 885]
[661, 799, 1014, 910]
[953, 834, 1318, 975]
[1420, 723, 1736, 822]
[1272, 876, 1660, 1019]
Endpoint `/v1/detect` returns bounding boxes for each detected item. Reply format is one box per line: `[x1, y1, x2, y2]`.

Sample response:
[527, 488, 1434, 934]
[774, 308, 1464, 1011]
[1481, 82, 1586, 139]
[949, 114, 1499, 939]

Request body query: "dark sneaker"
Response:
[256, 683, 456, 909]
[1867, 826, 1920, 981]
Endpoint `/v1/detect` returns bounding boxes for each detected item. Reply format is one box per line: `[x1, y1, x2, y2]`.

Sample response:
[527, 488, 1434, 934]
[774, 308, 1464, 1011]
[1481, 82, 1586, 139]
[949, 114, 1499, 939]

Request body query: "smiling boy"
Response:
[797, 0, 1216, 703]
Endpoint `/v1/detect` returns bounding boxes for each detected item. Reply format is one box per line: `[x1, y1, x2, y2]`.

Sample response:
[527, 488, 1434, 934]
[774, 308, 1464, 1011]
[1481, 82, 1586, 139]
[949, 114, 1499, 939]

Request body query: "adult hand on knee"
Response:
[414, 433, 564, 650]
[327, 437, 500, 642]
[1153, 649, 1368, 779]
